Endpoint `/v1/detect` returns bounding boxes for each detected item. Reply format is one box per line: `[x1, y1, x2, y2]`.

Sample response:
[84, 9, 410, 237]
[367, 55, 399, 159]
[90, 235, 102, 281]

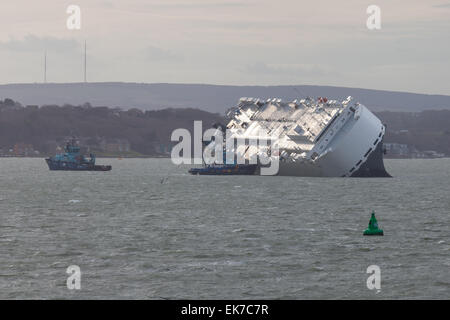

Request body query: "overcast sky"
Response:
[1, 0, 449, 95]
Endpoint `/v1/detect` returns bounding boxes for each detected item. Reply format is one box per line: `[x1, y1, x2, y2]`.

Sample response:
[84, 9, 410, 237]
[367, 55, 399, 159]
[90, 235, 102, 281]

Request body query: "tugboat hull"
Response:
[188, 164, 257, 175]
[45, 159, 111, 171]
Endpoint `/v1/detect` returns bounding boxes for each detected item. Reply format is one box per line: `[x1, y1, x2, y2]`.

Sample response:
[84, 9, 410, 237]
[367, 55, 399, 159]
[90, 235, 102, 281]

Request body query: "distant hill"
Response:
[1, 82, 450, 113]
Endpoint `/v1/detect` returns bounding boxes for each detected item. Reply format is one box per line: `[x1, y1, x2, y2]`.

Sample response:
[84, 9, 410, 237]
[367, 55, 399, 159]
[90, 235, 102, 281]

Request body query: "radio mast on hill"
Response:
[44, 50, 47, 83]
[84, 40, 87, 83]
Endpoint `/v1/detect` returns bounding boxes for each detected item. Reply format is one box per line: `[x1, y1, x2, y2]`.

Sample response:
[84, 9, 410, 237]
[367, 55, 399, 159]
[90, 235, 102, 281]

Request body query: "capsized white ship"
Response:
[222, 96, 391, 177]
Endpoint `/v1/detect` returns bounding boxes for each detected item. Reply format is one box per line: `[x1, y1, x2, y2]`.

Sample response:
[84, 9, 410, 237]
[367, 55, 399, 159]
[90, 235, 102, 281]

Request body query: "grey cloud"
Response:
[144, 1, 254, 9]
[433, 3, 450, 8]
[0, 35, 80, 53]
[99, 1, 115, 9]
[117, 1, 254, 14]
[145, 45, 181, 62]
[244, 62, 336, 77]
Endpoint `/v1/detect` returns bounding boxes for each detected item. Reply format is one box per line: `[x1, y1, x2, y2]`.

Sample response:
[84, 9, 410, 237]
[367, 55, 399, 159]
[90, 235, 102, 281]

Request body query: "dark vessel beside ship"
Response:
[45, 139, 111, 171]
[189, 163, 257, 175]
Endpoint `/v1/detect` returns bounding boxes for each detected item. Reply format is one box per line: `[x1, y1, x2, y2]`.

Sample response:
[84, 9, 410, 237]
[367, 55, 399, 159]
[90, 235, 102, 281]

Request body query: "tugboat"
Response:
[188, 137, 258, 175]
[45, 139, 112, 171]
[189, 163, 257, 175]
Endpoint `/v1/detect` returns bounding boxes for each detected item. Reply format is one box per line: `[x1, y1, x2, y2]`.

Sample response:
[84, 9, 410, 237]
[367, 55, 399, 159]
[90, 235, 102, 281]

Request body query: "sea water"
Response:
[0, 158, 448, 299]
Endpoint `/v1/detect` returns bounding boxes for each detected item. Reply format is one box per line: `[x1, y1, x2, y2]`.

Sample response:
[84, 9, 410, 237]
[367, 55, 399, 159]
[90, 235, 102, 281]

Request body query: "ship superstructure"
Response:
[221, 96, 390, 177]
[45, 139, 111, 171]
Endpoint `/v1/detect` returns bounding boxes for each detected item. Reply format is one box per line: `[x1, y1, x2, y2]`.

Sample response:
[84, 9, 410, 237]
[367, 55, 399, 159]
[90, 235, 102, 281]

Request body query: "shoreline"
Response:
[0, 156, 448, 160]
[0, 155, 171, 159]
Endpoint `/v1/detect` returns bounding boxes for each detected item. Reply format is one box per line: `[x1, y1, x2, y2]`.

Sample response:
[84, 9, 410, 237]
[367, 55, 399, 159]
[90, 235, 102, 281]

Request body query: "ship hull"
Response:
[275, 140, 390, 177]
[350, 141, 390, 177]
[191, 96, 391, 177]
[272, 105, 390, 177]
[45, 159, 111, 171]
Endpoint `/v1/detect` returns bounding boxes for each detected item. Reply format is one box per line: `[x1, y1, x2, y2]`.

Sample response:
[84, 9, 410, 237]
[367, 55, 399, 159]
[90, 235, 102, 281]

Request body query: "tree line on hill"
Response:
[1, 98, 449, 156]
[379, 110, 450, 155]
[0, 99, 223, 156]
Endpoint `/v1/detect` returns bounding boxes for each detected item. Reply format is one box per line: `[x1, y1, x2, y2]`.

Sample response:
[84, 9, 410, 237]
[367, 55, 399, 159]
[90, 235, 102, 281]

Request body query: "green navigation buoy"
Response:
[363, 211, 384, 236]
